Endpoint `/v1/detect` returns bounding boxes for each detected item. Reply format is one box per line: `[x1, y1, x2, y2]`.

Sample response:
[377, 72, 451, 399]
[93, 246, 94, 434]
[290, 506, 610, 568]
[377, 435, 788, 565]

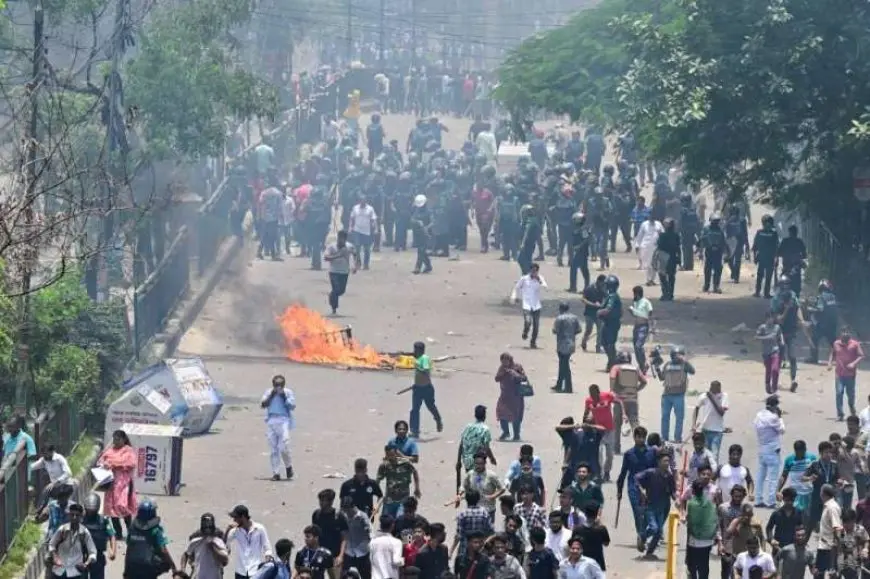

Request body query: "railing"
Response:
[0, 441, 29, 561]
[134, 226, 190, 353]
[0, 403, 85, 560]
[32, 406, 84, 502]
[131, 68, 370, 359]
[802, 211, 870, 306]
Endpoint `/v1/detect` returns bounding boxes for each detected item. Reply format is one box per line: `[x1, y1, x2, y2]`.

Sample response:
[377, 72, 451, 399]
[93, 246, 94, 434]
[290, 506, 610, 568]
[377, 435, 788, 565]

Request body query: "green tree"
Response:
[125, 0, 280, 161]
[496, 0, 870, 232]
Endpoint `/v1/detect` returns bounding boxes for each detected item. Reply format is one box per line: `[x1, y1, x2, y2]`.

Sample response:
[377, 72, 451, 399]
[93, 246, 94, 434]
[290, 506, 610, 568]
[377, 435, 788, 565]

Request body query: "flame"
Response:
[277, 304, 394, 369]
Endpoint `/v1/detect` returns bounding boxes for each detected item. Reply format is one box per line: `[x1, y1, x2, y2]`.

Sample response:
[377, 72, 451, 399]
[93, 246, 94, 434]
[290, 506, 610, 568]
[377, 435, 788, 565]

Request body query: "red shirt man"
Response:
[831, 330, 864, 378]
[584, 385, 616, 432]
[471, 187, 495, 223]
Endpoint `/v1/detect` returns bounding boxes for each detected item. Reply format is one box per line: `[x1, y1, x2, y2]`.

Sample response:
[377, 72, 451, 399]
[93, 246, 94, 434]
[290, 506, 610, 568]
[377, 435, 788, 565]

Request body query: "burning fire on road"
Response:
[277, 305, 415, 370]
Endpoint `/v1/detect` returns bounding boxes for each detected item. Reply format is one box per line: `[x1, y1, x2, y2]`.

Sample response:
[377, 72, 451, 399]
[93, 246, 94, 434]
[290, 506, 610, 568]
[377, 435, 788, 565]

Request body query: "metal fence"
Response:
[0, 403, 84, 560]
[133, 226, 191, 353]
[801, 212, 870, 306]
[132, 69, 366, 358]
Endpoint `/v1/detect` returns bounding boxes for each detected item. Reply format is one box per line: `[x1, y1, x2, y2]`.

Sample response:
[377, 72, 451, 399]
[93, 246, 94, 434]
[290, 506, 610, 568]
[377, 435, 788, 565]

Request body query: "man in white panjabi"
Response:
[634, 213, 664, 285]
[260, 374, 295, 481]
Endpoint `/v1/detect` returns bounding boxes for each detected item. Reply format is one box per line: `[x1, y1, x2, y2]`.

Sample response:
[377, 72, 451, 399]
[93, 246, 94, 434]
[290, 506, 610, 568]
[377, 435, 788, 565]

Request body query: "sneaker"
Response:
[636, 536, 645, 552]
[436, 421, 443, 433]
[790, 381, 798, 393]
[286, 466, 294, 480]
[270, 473, 281, 481]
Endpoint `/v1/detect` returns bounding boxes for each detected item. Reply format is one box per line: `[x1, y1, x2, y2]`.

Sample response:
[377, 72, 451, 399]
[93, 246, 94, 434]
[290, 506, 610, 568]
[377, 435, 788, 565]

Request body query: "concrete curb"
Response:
[20, 442, 102, 579]
[144, 227, 249, 364]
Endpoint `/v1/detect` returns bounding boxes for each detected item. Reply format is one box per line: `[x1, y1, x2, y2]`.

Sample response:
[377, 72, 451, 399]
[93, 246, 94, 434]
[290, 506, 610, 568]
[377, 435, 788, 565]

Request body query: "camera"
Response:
[649, 345, 664, 380]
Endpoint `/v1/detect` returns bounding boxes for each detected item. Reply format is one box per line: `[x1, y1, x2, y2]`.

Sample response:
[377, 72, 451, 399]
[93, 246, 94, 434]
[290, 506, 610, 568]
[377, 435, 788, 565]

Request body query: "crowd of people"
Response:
[16, 61, 870, 579]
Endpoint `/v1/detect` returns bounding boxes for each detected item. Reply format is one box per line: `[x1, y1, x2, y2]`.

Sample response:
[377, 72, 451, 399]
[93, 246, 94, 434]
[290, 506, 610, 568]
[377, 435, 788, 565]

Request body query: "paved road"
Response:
[102, 114, 838, 579]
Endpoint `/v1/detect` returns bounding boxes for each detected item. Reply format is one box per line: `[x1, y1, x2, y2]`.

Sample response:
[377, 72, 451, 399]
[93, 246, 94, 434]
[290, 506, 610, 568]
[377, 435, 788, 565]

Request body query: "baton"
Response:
[614, 496, 622, 529]
[395, 386, 414, 396]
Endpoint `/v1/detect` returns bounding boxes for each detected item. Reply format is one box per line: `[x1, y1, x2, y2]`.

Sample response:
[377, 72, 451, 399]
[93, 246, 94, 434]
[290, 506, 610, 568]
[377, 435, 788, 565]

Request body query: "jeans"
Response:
[328, 273, 349, 312]
[569, 251, 590, 291]
[702, 253, 722, 291]
[555, 352, 573, 391]
[755, 259, 775, 296]
[415, 239, 432, 272]
[409, 384, 442, 435]
[594, 230, 609, 267]
[686, 545, 712, 579]
[660, 394, 685, 442]
[582, 315, 602, 351]
[600, 430, 615, 477]
[352, 232, 373, 268]
[381, 501, 405, 518]
[522, 309, 541, 345]
[703, 430, 724, 463]
[633, 324, 650, 370]
[782, 331, 798, 382]
[643, 502, 669, 553]
[755, 448, 781, 506]
[835, 375, 857, 418]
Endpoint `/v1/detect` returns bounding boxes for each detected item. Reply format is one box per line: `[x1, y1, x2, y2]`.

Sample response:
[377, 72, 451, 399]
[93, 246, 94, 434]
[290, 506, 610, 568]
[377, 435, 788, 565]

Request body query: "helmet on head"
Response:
[136, 498, 157, 521]
[761, 214, 774, 226]
[413, 194, 427, 208]
[572, 211, 585, 223]
[481, 165, 496, 180]
[605, 275, 620, 291]
[83, 492, 101, 512]
[778, 275, 790, 287]
[371, 113, 381, 123]
[680, 192, 692, 205]
[709, 212, 722, 222]
[671, 345, 686, 357]
[520, 204, 535, 218]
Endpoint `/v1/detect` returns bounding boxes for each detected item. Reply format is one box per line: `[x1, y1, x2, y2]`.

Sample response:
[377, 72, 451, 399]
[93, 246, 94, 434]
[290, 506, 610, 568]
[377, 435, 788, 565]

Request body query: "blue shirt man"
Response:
[387, 420, 419, 462]
[504, 445, 543, 486]
[260, 375, 296, 481]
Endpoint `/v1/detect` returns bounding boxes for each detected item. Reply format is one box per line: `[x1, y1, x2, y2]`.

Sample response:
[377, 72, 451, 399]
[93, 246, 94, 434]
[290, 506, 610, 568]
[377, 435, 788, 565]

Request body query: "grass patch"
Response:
[0, 520, 42, 579]
[0, 435, 97, 579]
[67, 434, 98, 474]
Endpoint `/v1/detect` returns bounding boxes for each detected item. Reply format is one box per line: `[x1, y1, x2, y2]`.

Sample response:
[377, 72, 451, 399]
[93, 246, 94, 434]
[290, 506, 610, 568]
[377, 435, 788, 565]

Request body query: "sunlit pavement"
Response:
[103, 113, 838, 579]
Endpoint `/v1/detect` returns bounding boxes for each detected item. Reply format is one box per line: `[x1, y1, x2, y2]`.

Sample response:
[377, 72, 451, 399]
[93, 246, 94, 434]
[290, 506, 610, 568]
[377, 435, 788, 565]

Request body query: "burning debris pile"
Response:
[277, 305, 415, 370]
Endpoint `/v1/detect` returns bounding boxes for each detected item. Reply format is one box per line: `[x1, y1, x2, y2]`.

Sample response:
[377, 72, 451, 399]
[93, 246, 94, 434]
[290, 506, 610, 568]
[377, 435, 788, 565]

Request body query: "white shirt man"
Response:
[369, 527, 403, 579]
[733, 548, 776, 579]
[512, 272, 548, 312]
[476, 130, 498, 165]
[254, 143, 274, 176]
[33, 449, 73, 484]
[48, 506, 97, 578]
[633, 217, 664, 283]
[859, 399, 870, 433]
[281, 195, 296, 227]
[226, 507, 273, 577]
[545, 526, 571, 562]
[753, 401, 785, 455]
[261, 378, 296, 481]
[350, 202, 378, 237]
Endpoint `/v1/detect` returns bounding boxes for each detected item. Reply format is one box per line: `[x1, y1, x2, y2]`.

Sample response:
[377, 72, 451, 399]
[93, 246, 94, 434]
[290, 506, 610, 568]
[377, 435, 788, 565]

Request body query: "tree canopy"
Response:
[496, 0, 870, 231]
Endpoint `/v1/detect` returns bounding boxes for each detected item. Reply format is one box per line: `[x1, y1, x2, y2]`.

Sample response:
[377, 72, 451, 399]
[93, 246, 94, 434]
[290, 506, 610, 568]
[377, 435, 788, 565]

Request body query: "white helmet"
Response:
[413, 194, 427, 207]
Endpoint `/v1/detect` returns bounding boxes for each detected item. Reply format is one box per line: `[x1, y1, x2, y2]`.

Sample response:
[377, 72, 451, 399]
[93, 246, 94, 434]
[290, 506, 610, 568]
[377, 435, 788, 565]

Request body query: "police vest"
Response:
[662, 365, 688, 395]
[704, 228, 726, 253]
[500, 199, 518, 221]
[614, 365, 640, 400]
[124, 520, 159, 570]
[307, 198, 330, 225]
[681, 208, 700, 232]
[83, 515, 110, 553]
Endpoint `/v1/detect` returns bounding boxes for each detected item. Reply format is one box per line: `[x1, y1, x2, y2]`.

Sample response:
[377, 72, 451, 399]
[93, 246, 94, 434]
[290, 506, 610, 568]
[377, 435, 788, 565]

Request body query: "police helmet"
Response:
[778, 275, 790, 287]
[371, 113, 381, 123]
[572, 211, 585, 222]
[399, 171, 412, 181]
[136, 498, 157, 521]
[504, 184, 517, 196]
[520, 204, 535, 218]
[604, 275, 620, 291]
[671, 345, 686, 357]
[761, 214, 774, 226]
[680, 192, 692, 205]
[407, 152, 420, 165]
[83, 492, 101, 512]
[482, 165, 497, 180]
[709, 212, 722, 222]
[413, 194, 427, 207]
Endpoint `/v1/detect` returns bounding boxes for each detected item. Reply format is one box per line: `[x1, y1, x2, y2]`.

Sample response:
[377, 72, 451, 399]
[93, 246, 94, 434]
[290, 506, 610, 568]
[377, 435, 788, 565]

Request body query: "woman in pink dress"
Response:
[97, 429, 138, 539]
[495, 352, 527, 442]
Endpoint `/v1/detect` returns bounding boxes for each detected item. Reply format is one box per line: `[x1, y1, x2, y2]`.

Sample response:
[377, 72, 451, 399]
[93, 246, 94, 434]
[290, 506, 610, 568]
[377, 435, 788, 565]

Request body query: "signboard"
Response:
[125, 423, 184, 496]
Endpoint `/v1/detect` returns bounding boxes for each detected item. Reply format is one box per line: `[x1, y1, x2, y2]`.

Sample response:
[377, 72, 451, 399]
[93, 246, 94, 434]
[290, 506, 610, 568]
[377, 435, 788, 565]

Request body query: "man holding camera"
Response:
[260, 375, 296, 481]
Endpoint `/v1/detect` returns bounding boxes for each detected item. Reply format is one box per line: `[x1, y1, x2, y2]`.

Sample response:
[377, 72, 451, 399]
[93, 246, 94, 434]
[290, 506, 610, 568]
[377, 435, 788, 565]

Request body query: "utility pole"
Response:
[378, 0, 385, 66]
[346, 0, 352, 64]
[15, 0, 45, 413]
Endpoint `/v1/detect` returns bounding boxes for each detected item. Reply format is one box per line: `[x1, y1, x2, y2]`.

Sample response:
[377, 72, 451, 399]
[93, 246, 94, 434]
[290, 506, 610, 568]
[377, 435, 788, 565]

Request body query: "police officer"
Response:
[517, 203, 541, 275]
[552, 185, 576, 266]
[751, 214, 779, 298]
[305, 180, 331, 271]
[806, 279, 838, 364]
[568, 212, 591, 292]
[777, 224, 808, 297]
[587, 187, 612, 269]
[659, 346, 696, 443]
[678, 193, 700, 271]
[393, 172, 414, 251]
[609, 350, 647, 454]
[597, 275, 623, 369]
[498, 185, 521, 261]
[656, 218, 681, 301]
[124, 499, 176, 579]
[82, 493, 116, 579]
[724, 205, 749, 282]
[698, 213, 726, 293]
[411, 194, 433, 274]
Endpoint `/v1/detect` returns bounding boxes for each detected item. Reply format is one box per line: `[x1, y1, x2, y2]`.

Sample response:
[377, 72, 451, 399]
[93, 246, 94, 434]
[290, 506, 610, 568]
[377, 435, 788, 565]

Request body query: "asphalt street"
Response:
[102, 113, 843, 579]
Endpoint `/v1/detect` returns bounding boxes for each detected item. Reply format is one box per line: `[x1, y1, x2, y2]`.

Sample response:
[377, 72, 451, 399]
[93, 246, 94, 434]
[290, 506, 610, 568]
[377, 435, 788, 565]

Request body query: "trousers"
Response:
[329, 273, 349, 312]
[660, 393, 685, 442]
[409, 384, 442, 435]
[555, 352, 573, 391]
[266, 419, 292, 474]
[522, 309, 541, 345]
